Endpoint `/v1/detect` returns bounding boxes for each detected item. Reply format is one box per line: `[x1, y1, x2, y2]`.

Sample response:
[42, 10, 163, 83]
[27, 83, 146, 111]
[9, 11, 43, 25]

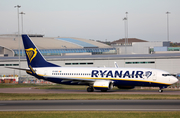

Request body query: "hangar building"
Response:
[111, 38, 171, 54]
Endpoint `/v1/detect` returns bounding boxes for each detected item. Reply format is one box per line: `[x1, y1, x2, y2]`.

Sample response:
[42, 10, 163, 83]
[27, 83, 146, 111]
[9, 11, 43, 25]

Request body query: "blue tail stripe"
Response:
[22, 34, 60, 68]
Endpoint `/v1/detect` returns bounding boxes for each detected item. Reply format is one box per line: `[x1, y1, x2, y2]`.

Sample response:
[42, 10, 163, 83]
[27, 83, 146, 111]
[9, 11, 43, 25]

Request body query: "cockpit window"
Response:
[162, 74, 176, 77]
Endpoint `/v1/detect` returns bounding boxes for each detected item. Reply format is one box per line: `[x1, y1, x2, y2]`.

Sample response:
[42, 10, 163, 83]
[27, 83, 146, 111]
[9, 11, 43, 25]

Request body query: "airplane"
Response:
[7, 34, 179, 92]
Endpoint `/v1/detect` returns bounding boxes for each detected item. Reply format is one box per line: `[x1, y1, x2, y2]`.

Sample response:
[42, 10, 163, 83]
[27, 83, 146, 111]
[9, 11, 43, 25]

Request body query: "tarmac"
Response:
[0, 88, 180, 111]
[0, 100, 180, 111]
[0, 87, 179, 94]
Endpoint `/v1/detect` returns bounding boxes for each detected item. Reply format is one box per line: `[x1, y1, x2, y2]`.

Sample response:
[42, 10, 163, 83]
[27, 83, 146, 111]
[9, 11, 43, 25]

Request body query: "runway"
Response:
[0, 88, 179, 95]
[0, 100, 180, 111]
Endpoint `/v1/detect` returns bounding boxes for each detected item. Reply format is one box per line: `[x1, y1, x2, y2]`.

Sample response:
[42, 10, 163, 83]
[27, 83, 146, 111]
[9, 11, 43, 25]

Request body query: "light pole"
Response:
[125, 12, 128, 45]
[20, 12, 25, 57]
[123, 17, 127, 54]
[20, 12, 25, 34]
[166, 11, 170, 41]
[14, 5, 21, 78]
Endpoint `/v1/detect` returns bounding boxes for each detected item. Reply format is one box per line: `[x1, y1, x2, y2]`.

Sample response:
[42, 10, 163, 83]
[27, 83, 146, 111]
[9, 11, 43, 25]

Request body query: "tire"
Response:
[87, 87, 94, 92]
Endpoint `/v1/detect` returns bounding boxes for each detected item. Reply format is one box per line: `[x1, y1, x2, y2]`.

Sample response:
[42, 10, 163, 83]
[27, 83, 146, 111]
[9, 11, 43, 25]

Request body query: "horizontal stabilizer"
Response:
[5, 67, 30, 71]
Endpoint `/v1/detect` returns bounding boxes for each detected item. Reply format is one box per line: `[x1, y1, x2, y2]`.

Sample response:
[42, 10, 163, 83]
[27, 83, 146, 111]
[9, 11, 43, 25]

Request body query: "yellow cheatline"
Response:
[94, 86, 108, 88]
[37, 74, 47, 76]
[32, 75, 171, 86]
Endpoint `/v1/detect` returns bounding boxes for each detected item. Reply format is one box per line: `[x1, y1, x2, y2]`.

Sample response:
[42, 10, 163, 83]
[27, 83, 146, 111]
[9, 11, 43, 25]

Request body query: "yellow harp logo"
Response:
[25, 48, 37, 63]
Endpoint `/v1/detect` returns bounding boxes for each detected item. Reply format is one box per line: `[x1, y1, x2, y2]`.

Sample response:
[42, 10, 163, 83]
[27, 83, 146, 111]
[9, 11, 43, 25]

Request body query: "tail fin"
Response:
[22, 34, 60, 68]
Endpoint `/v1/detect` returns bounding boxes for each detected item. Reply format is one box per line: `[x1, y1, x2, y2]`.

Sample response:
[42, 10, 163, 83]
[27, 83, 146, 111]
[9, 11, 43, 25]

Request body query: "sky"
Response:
[0, 0, 180, 42]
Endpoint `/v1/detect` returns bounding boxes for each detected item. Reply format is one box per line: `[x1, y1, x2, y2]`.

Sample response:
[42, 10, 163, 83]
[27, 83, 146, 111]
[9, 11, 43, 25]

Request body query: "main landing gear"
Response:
[158, 89, 163, 93]
[87, 86, 94, 92]
[87, 86, 108, 92]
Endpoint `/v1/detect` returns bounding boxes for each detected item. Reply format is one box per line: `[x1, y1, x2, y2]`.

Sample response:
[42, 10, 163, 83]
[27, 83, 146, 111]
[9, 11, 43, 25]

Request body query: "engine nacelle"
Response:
[117, 86, 135, 89]
[93, 80, 113, 90]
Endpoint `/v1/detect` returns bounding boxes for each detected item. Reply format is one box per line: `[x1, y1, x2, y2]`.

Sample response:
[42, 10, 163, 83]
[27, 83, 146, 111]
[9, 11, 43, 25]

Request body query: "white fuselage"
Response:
[33, 67, 178, 87]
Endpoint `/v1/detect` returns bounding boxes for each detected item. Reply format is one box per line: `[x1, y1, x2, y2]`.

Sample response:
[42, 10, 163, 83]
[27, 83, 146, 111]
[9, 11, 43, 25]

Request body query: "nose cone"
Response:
[171, 77, 179, 84]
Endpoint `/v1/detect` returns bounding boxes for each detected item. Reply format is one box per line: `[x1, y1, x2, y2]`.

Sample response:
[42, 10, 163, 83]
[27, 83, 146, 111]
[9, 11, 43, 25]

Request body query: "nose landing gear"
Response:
[159, 86, 166, 93]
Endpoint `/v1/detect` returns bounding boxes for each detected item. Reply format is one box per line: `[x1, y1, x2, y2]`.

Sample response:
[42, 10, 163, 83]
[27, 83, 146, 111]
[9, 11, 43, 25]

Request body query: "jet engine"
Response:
[93, 80, 113, 91]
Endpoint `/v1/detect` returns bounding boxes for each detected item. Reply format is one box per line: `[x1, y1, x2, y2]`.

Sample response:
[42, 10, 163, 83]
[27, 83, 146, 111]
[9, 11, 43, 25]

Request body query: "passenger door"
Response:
[152, 72, 156, 81]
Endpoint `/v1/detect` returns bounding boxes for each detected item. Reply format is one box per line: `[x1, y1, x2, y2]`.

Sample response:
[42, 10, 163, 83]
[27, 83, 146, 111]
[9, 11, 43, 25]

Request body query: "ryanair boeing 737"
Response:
[8, 34, 178, 92]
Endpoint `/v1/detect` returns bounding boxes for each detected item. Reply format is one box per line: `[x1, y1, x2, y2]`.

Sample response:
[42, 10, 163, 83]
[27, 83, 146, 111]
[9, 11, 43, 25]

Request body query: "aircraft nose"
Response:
[171, 77, 179, 84]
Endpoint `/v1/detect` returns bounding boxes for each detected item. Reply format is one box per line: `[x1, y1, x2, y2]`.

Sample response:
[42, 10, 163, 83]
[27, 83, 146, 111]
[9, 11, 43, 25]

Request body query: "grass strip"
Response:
[0, 93, 180, 100]
[0, 111, 180, 118]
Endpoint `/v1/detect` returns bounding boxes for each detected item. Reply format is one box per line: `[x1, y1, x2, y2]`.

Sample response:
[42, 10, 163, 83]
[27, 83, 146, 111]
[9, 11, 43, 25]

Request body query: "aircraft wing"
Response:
[5, 67, 30, 71]
[44, 75, 95, 84]
[6, 66, 95, 84]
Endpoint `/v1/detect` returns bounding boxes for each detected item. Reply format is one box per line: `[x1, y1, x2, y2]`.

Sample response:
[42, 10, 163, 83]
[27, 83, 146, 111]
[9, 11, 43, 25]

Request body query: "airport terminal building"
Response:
[0, 34, 116, 57]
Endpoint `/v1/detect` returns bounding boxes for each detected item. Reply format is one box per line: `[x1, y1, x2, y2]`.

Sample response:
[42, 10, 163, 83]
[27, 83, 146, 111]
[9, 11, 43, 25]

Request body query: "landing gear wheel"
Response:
[87, 87, 94, 92]
[159, 89, 163, 93]
[101, 90, 107, 92]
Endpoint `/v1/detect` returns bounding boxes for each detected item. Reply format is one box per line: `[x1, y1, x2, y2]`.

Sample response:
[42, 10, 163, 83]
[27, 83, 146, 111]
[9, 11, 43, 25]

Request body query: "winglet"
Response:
[114, 62, 119, 68]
